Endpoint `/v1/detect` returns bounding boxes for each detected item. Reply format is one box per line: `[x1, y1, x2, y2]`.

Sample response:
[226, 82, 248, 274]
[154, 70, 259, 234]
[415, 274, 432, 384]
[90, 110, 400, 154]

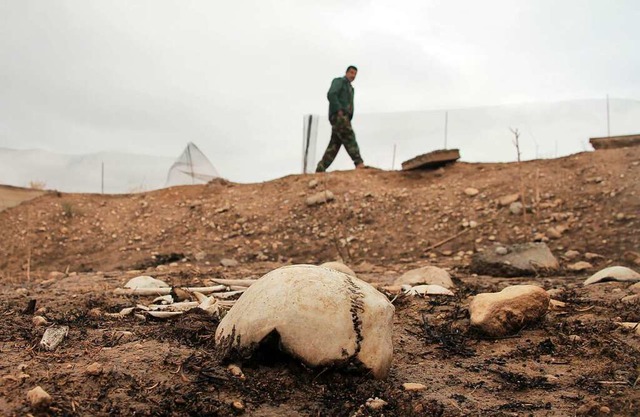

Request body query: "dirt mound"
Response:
[0, 148, 638, 416]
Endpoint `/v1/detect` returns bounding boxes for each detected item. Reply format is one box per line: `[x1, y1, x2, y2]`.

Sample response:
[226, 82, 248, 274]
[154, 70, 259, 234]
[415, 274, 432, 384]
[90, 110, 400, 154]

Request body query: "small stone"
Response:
[227, 364, 246, 381]
[220, 258, 239, 267]
[47, 271, 66, 280]
[231, 400, 244, 411]
[469, 285, 550, 336]
[568, 335, 582, 343]
[585, 252, 603, 260]
[464, 187, 479, 197]
[499, 193, 520, 206]
[621, 294, 640, 304]
[27, 386, 52, 409]
[495, 246, 508, 255]
[469, 220, 478, 228]
[85, 362, 103, 376]
[599, 406, 611, 414]
[308, 179, 318, 189]
[564, 250, 580, 260]
[568, 261, 592, 272]
[305, 190, 335, 206]
[509, 202, 523, 215]
[194, 251, 207, 261]
[366, 397, 388, 410]
[32, 316, 48, 327]
[15, 288, 29, 296]
[546, 227, 562, 239]
[403, 382, 427, 391]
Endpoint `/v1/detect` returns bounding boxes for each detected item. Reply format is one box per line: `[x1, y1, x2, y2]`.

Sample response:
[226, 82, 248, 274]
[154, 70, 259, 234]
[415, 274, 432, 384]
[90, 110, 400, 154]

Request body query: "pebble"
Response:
[231, 400, 245, 411]
[85, 362, 103, 376]
[366, 397, 388, 410]
[220, 258, 239, 267]
[15, 288, 29, 296]
[495, 246, 508, 255]
[464, 187, 479, 197]
[27, 386, 52, 409]
[227, 364, 246, 380]
[568, 261, 592, 272]
[564, 250, 580, 259]
[32, 316, 48, 327]
[509, 202, 523, 215]
[403, 382, 427, 391]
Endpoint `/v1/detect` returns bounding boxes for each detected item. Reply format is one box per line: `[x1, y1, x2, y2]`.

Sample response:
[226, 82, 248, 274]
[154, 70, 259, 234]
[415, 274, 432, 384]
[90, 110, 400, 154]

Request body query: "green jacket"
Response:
[327, 76, 354, 120]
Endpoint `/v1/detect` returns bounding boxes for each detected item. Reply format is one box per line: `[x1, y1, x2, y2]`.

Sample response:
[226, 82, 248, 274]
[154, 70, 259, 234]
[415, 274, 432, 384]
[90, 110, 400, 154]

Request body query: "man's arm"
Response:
[327, 78, 345, 114]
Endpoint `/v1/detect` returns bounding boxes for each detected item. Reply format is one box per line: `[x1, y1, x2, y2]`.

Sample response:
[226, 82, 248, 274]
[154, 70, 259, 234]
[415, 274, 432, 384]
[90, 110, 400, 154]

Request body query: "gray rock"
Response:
[306, 190, 335, 206]
[495, 246, 508, 255]
[220, 258, 239, 267]
[470, 242, 559, 277]
[509, 202, 523, 215]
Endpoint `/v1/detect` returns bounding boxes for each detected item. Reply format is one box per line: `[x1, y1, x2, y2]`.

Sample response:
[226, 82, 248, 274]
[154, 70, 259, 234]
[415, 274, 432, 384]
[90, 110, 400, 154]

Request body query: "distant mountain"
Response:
[0, 148, 174, 193]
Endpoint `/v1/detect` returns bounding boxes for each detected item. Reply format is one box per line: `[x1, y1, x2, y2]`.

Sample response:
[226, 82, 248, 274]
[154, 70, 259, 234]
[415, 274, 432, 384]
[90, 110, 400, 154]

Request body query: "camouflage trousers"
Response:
[316, 114, 363, 172]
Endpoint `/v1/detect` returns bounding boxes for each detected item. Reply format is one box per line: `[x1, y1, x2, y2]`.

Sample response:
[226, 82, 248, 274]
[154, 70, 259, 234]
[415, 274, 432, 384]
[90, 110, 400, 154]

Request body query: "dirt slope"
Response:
[0, 148, 639, 416]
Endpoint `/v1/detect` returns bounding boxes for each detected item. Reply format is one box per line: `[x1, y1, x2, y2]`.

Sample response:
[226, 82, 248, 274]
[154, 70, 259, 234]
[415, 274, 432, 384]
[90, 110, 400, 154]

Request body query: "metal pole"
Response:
[392, 143, 397, 170]
[444, 111, 448, 149]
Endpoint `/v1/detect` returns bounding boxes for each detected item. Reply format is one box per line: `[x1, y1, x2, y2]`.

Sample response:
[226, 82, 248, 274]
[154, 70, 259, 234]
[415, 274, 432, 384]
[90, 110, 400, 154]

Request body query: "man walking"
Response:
[316, 66, 365, 172]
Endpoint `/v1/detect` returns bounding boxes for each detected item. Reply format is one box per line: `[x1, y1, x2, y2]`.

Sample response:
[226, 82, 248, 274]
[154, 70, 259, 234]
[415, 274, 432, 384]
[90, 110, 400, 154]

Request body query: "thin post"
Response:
[303, 115, 312, 173]
[444, 111, 448, 149]
[392, 143, 397, 170]
[101, 161, 104, 194]
[187, 146, 194, 184]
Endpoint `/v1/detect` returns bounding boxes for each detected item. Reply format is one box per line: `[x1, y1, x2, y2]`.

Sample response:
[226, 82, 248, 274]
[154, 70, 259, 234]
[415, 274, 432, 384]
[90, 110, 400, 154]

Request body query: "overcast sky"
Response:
[1, 1, 638, 183]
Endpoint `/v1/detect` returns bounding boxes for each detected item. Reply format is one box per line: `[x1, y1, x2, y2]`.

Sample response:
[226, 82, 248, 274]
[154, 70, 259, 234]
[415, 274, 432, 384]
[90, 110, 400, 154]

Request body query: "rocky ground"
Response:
[0, 147, 639, 416]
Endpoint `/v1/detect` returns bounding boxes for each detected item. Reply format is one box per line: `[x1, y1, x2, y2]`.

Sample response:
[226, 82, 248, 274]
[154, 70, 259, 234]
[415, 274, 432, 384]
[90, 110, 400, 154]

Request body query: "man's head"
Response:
[345, 66, 358, 82]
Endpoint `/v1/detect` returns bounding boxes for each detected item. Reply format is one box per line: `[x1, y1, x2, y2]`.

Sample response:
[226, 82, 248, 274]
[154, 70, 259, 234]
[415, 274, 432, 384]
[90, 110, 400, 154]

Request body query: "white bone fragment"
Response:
[401, 284, 455, 296]
[40, 326, 69, 351]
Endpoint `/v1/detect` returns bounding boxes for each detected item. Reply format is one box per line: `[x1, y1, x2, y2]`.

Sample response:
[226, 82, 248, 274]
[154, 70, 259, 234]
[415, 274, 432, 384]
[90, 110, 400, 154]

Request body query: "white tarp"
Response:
[165, 142, 219, 186]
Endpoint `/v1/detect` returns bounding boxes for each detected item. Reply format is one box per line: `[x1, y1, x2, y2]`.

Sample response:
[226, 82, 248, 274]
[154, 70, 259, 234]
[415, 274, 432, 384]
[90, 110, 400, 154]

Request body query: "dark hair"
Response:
[346, 65, 358, 73]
